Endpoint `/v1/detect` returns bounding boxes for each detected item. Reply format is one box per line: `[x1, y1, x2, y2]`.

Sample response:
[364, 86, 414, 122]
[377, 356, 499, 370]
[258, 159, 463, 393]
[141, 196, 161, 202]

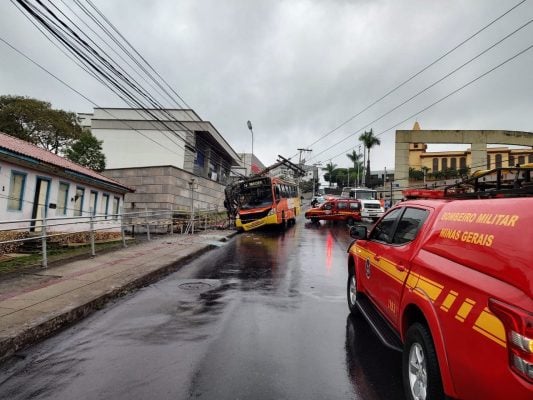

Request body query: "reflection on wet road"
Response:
[0, 217, 404, 400]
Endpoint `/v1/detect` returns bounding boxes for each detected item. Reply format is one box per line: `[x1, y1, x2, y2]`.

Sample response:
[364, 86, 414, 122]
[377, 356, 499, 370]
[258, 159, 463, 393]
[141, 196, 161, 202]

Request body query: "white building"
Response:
[79, 108, 241, 213]
[0, 131, 131, 232]
[231, 153, 267, 177]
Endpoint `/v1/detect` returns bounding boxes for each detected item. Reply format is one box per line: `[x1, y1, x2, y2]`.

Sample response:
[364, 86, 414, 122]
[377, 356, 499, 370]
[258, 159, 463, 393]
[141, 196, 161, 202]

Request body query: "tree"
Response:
[0, 95, 82, 154]
[321, 162, 337, 187]
[65, 131, 106, 172]
[358, 129, 381, 187]
[346, 150, 363, 186]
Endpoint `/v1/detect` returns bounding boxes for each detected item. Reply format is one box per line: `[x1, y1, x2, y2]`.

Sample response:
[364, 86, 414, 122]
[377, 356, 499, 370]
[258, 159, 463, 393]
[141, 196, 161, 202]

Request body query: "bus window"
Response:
[241, 185, 273, 209]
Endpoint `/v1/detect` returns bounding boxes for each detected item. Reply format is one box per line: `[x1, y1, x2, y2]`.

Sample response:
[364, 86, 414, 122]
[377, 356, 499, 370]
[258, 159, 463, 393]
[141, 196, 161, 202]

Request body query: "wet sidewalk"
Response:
[0, 230, 237, 362]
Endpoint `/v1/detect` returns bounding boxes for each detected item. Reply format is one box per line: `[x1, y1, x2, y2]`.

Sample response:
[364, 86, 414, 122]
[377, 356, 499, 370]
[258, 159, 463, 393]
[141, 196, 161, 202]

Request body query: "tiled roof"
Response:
[0, 131, 131, 191]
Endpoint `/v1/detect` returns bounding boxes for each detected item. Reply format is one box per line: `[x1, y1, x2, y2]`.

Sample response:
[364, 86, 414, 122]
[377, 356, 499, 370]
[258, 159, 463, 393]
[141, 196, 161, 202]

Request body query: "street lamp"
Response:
[247, 120, 254, 174]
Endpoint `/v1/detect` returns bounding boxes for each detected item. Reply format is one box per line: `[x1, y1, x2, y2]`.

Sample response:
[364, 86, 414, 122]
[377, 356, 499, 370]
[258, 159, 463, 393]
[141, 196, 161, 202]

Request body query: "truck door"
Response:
[365, 207, 430, 327]
[322, 202, 334, 220]
[363, 207, 403, 318]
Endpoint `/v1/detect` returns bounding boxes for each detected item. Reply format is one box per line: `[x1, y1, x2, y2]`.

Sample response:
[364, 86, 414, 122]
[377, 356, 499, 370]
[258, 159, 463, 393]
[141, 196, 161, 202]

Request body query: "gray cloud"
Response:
[1, 0, 531, 171]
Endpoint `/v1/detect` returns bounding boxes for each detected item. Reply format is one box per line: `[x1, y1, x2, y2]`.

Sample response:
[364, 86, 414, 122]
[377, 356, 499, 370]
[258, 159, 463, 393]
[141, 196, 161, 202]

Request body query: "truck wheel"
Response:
[403, 323, 444, 400]
[346, 269, 360, 315]
[311, 217, 319, 224]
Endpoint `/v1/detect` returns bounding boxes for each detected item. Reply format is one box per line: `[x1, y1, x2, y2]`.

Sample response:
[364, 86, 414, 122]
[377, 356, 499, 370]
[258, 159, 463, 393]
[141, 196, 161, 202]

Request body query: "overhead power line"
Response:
[11, 0, 241, 173]
[319, 43, 533, 166]
[294, 0, 528, 159]
[307, 18, 533, 163]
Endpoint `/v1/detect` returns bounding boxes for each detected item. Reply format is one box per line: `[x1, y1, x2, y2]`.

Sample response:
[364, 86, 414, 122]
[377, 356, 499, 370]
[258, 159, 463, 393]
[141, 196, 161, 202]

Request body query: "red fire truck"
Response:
[347, 166, 533, 400]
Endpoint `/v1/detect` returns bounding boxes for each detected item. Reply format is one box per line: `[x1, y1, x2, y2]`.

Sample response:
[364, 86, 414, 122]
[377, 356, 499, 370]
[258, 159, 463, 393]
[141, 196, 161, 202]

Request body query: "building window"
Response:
[90, 191, 98, 216]
[102, 194, 110, 219]
[450, 158, 457, 170]
[509, 155, 515, 167]
[529, 154, 533, 163]
[487, 155, 491, 169]
[441, 158, 448, 171]
[74, 187, 85, 216]
[518, 156, 525, 165]
[460, 157, 466, 169]
[495, 154, 502, 168]
[195, 150, 205, 168]
[8, 171, 26, 211]
[209, 158, 217, 181]
[113, 197, 120, 220]
[57, 182, 69, 215]
[432, 158, 438, 172]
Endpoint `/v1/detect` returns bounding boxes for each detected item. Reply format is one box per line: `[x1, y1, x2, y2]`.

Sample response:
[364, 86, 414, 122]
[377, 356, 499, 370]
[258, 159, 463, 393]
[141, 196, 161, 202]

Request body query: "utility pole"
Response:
[312, 162, 321, 195]
[297, 148, 312, 166]
[296, 148, 312, 187]
[357, 145, 361, 187]
[362, 145, 366, 187]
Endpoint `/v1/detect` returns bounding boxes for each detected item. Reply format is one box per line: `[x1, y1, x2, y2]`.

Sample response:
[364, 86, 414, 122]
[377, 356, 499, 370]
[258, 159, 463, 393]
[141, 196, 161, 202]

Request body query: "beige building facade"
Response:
[395, 123, 533, 191]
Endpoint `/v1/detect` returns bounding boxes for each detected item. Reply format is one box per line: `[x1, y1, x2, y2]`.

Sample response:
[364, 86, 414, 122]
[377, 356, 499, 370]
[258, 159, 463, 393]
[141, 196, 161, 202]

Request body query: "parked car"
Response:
[305, 198, 361, 224]
[346, 171, 533, 400]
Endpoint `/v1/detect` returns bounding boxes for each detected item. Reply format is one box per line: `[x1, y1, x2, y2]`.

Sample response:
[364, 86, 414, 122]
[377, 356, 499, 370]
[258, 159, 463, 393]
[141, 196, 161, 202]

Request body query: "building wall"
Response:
[415, 148, 533, 172]
[86, 108, 238, 185]
[93, 127, 187, 170]
[236, 153, 267, 176]
[103, 166, 227, 214]
[0, 161, 124, 232]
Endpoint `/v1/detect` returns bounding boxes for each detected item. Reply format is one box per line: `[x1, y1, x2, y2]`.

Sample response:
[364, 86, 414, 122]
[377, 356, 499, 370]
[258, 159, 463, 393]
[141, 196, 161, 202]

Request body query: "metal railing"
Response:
[0, 207, 231, 268]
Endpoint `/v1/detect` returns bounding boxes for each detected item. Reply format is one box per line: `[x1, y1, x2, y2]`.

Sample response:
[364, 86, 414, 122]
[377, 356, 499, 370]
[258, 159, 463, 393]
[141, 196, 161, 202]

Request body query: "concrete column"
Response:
[394, 132, 411, 195]
[204, 148, 211, 178]
[470, 141, 487, 173]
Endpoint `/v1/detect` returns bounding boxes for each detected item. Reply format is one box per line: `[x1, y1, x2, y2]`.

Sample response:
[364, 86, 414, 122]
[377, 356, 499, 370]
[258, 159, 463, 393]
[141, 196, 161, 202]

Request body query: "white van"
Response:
[340, 187, 384, 221]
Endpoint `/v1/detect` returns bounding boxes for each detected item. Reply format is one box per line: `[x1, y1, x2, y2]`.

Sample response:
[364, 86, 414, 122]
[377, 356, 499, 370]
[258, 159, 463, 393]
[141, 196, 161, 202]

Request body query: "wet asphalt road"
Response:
[0, 216, 404, 400]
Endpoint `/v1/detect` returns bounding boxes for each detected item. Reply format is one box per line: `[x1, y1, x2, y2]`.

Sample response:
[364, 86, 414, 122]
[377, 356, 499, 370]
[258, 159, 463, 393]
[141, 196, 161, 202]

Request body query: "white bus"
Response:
[340, 187, 384, 221]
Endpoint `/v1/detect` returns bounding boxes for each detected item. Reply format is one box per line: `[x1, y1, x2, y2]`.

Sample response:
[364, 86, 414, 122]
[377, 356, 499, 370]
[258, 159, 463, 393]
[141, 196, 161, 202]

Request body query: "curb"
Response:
[0, 232, 237, 362]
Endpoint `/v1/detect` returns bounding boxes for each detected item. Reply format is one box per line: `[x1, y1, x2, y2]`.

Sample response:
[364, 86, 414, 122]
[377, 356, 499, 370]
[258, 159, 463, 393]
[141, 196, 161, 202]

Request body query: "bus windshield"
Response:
[240, 181, 273, 209]
[352, 190, 377, 200]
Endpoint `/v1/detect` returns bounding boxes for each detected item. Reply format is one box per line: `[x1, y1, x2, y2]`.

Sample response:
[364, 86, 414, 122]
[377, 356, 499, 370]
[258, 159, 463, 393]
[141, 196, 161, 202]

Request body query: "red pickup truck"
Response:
[346, 167, 532, 400]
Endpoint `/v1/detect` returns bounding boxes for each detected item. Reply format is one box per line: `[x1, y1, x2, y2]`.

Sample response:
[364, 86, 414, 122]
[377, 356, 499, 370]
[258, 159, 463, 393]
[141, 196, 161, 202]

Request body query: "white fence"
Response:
[0, 208, 230, 268]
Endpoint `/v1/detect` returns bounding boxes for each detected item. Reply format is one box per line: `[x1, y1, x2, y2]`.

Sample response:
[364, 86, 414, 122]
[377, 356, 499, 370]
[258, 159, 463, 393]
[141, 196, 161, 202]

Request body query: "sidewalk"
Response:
[0, 230, 237, 362]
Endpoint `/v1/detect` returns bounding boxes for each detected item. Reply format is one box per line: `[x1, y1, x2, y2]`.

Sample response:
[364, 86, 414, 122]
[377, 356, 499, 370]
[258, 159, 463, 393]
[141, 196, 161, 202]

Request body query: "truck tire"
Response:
[346, 268, 360, 316]
[403, 323, 444, 400]
[311, 217, 319, 224]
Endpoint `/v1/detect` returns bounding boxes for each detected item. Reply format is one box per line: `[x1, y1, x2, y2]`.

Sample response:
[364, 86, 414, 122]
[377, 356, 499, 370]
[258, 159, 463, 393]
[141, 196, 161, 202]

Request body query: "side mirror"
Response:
[349, 225, 367, 240]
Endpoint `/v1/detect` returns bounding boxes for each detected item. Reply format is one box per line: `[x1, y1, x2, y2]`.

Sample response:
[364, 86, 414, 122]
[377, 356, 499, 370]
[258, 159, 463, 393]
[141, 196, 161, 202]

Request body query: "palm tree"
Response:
[346, 150, 363, 186]
[359, 129, 381, 187]
[322, 162, 337, 187]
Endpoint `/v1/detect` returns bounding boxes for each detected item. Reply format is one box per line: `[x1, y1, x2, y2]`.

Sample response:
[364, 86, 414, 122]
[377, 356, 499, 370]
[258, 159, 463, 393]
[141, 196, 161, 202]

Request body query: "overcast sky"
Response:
[1, 0, 532, 172]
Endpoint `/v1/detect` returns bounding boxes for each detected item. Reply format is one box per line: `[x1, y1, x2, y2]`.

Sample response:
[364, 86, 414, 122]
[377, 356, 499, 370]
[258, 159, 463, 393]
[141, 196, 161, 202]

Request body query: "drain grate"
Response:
[178, 282, 213, 291]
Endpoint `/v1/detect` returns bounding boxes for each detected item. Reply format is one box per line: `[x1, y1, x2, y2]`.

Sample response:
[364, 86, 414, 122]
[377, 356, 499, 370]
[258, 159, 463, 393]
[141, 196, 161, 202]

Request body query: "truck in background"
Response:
[340, 187, 384, 221]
